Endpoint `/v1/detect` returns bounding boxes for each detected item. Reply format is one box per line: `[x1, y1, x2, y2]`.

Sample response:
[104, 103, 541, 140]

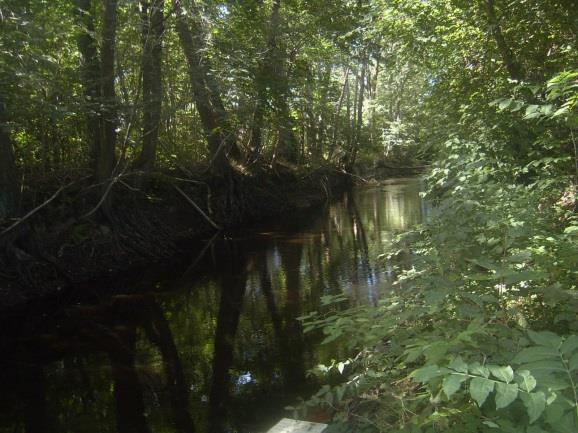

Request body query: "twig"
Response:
[82, 175, 119, 219]
[179, 230, 220, 280]
[0, 177, 89, 238]
[173, 185, 221, 230]
[119, 180, 140, 192]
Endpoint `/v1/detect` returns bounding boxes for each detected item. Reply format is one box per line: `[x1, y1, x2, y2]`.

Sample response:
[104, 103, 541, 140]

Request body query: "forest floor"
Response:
[0, 164, 351, 310]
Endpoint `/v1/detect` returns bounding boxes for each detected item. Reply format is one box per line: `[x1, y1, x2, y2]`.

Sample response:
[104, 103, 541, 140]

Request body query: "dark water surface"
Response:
[0, 178, 425, 433]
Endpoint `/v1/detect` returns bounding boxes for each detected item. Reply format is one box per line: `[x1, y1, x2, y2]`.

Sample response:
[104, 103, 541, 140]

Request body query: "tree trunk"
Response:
[99, 0, 118, 186]
[172, 0, 233, 175]
[483, 0, 524, 81]
[330, 66, 350, 160]
[0, 98, 19, 222]
[74, 0, 102, 173]
[248, 0, 282, 162]
[135, 0, 164, 173]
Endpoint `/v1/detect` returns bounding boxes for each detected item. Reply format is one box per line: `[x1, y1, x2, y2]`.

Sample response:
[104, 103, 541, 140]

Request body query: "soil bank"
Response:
[0, 166, 351, 310]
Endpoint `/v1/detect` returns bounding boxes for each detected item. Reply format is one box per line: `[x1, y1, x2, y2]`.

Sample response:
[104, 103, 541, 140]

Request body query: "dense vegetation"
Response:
[1, 0, 578, 432]
[0, 0, 431, 227]
[291, 1, 578, 433]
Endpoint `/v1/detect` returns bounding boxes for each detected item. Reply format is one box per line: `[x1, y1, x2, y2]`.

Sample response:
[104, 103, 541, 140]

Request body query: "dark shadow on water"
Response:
[0, 179, 426, 433]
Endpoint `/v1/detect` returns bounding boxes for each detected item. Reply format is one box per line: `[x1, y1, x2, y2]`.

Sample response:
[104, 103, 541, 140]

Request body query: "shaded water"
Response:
[0, 178, 425, 433]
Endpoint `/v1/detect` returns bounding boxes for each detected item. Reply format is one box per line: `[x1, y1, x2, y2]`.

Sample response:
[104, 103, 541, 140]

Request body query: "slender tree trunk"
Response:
[250, 0, 298, 164]
[0, 98, 18, 222]
[135, 0, 164, 173]
[304, 66, 318, 160]
[345, 62, 365, 170]
[274, 47, 299, 163]
[74, 0, 102, 172]
[99, 0, 118, 186]
[483, 0, 524, 81]
[330, 66, 350, 160]
[248, 0, 282, 162]
[172, 0, 233, 175]
[344, 75, 351, 164]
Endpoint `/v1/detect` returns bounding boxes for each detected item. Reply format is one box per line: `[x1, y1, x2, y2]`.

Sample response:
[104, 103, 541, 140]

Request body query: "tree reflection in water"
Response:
[0, 179, 426, 433]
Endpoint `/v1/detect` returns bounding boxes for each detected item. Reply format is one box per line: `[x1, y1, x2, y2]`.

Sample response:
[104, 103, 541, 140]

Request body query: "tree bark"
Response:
[248, 0, 282, 162]
[172, 0, 233, 175]
[74, 0, 102, 173]
[483, 0, 524, 81]
[99, 0, 118, 185]
[330, 66, 350, 160]
[351, 59, 366, 167]
[0, 98, 18, 222]
[249, 0, 298, 164]
[135, 0, 164, 173]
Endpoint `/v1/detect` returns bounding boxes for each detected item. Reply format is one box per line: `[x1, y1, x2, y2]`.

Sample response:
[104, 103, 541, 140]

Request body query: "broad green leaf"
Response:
[498, 98, 513, 110]
[555, 411, 578, 433]
[516, 370, 537, 392]
[495, 382, 519, 409]
[518, 360, 566, 375]
[564, 225, 578, 234]
[512, 346, 560, 364]
[553, 106, 569, 117]
[528, 331, 563, 348]
[544, 401, 565, 424]
[448, 356, 468, 373]
[568, 353, 578, 371]
[470, 377, 494, 406]
[321, 329, 342, 344]
[469, 362, 490, 378]
[527, 426, 549, 433]
[411, 365, 442, 383]
[521, 392, 546, 423]
[490, 365, 514, 383]
[560, 335, 578, 355]
[404, 347, 423, 363]
[442, 374, 468, 398]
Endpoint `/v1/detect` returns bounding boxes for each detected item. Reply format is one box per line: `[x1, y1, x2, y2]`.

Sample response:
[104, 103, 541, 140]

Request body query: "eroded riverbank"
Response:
[0, 167, 351, 310]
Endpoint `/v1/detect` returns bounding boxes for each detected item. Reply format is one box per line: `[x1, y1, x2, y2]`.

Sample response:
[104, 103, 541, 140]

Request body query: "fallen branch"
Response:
[82, 175, 120, 219]
[179, 230, 220, 281]
[0, 177, 90, 239]
[173, 185, 222, 230]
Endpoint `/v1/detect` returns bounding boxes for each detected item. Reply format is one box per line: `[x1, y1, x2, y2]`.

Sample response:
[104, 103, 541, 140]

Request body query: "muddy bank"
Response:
[0, 166, 350, 310]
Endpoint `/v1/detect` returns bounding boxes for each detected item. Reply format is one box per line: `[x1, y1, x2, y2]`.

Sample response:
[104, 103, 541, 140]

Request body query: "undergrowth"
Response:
[298, 73, 578, 433]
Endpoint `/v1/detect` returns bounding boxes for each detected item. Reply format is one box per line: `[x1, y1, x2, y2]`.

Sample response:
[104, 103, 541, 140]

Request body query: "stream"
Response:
[0, 177, 426, 433]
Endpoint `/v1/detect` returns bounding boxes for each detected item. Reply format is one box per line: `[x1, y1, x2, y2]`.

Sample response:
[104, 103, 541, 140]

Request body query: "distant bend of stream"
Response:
[0, 177, 427, 433]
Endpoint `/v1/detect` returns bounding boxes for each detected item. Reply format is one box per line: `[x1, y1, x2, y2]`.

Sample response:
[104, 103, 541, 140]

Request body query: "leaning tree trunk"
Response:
[135, 0, 164, 173]
[74, 0, 102, 173]
[0, 98, 18, 222]
[172, 0, 234, 175]
[483, 0, 524, 81]
[99, 0, 118, 186]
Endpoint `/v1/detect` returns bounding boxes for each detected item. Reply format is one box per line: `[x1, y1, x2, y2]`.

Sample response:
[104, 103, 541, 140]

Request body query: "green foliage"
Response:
[301, 66, 578, 429]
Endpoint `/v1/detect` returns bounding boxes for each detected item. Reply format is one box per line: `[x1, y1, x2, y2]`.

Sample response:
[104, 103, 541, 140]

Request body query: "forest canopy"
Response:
[2, 0, 574, 222]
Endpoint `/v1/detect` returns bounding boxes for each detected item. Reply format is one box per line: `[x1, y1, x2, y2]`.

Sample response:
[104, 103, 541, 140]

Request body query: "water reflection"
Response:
[0, 178, 425, 433]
